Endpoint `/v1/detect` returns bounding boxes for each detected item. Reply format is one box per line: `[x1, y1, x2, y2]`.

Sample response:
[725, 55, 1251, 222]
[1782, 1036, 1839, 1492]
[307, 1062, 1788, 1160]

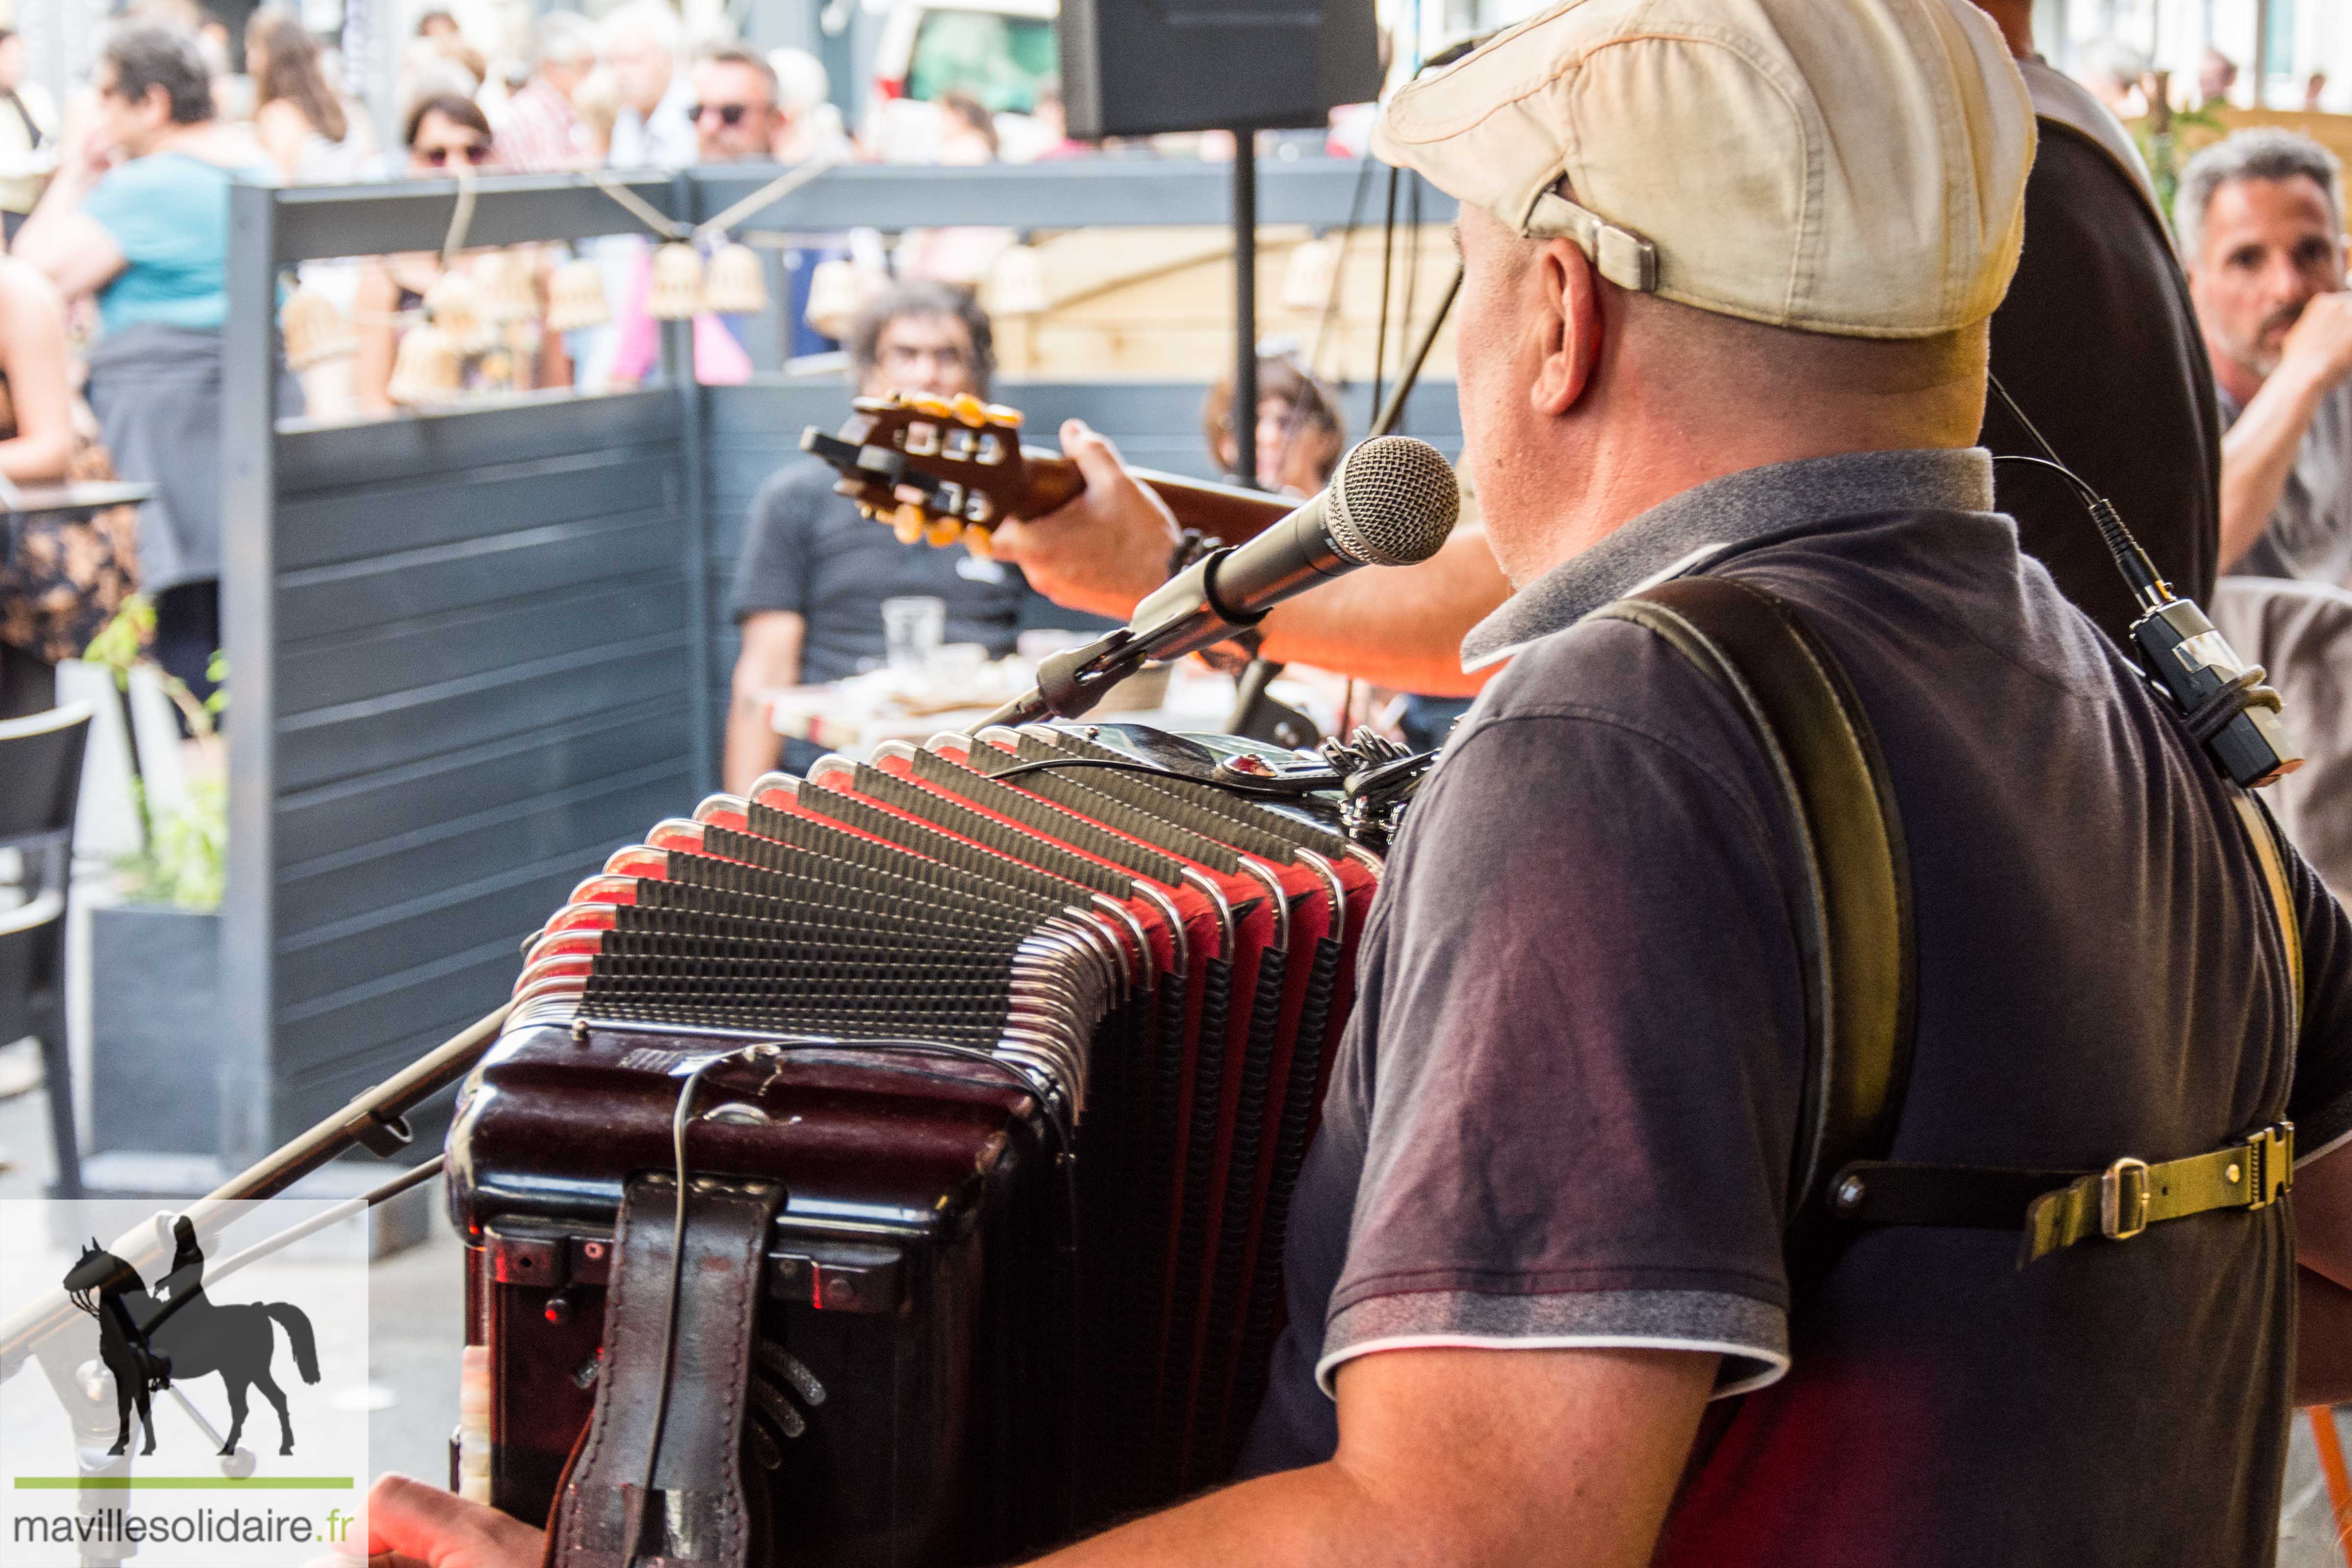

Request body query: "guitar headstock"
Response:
[799, 391, 1041, 552]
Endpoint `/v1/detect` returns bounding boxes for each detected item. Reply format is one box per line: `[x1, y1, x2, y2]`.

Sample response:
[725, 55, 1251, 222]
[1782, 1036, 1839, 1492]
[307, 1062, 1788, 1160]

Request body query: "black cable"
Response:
[1371, 163, 1399, 420]
[1987, 373, 2171, 610]
[1986, 370, 2070, 469]
[987, 754, 1322, 800]
[1394, 173, 1422, 437]
[1989, 452, 2101, 511]
[1307, 151, 1376, 381]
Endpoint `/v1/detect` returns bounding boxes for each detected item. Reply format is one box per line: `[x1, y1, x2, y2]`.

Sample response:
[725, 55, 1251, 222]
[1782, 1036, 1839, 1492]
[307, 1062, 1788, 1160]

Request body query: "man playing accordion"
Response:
[343, 0, 2352, 1563]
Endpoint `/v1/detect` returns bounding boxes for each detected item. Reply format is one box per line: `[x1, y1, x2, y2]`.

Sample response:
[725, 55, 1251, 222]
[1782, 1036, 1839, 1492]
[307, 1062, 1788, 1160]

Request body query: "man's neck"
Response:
[1510, 423, 1968, 585]
[1972, 0, 2033, 59]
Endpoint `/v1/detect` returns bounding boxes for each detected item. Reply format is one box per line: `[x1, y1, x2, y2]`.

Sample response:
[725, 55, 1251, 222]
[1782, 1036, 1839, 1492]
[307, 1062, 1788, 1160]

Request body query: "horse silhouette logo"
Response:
[61, 1218, 320, 1459]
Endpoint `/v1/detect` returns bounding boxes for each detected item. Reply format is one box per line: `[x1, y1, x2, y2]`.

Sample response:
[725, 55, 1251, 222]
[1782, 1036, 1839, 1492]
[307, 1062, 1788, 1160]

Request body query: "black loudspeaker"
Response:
[1059, 0, 1383, 138]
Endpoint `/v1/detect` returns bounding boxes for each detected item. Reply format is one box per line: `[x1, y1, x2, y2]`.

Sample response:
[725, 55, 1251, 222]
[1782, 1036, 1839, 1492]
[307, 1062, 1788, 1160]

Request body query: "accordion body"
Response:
[448, 723, 1383, 1566]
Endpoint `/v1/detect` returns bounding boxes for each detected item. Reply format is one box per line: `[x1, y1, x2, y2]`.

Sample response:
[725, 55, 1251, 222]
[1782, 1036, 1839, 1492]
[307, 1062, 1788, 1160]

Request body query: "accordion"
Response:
[448, 722, 1383, 1567]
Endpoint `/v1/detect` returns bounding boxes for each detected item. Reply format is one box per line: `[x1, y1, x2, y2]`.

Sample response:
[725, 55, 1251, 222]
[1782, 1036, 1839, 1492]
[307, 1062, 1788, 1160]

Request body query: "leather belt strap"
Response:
[546, 1173, 782, 1568]
[1832, 1121, 2294, 1266]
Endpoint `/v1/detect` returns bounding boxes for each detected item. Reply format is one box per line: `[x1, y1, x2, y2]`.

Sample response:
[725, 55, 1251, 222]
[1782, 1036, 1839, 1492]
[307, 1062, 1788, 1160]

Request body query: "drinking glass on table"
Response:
[882, 595, 947, 674]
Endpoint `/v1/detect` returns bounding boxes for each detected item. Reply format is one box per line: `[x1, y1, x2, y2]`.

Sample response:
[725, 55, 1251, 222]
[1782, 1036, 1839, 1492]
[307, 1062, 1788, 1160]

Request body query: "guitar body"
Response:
[802, 392, 1296, 550]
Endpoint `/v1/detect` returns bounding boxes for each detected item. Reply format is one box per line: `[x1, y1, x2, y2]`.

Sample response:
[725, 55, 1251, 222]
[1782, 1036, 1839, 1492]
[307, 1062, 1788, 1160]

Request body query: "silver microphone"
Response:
[984, 437, 1459, 726]
[1125, 436, 1461, 661]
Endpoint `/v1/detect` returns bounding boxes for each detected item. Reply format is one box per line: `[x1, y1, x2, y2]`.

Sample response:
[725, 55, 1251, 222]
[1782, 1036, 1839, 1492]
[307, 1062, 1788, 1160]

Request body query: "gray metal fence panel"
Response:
[234, 381, 691, 1156]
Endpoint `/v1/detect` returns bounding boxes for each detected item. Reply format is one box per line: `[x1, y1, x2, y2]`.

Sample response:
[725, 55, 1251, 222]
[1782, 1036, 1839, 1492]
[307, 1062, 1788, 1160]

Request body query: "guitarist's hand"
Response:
[990, 419, 1180, 620]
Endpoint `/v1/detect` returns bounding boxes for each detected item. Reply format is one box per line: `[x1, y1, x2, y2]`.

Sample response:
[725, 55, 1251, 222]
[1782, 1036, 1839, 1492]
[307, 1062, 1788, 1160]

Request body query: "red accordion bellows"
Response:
[450, 723, 1380, 1565]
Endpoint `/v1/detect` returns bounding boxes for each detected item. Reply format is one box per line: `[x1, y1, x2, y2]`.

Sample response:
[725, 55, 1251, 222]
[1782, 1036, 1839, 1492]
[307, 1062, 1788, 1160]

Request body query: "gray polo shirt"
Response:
[1240, 447, 2352, 1565]
[2221, 377, 2352, 588]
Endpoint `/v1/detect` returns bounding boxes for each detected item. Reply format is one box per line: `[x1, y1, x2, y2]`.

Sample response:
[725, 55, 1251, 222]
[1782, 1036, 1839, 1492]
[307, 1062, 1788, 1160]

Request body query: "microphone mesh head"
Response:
[1325, 436, 1461, 566]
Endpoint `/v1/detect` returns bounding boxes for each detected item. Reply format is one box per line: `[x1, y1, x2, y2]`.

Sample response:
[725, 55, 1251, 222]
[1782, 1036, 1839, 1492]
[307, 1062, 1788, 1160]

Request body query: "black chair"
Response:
[0, 701, 92, 1197]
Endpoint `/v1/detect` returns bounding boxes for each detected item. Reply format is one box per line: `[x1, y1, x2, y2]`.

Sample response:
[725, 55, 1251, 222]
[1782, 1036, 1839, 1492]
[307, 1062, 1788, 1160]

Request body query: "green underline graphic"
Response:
[14, 1478, 356, 1490]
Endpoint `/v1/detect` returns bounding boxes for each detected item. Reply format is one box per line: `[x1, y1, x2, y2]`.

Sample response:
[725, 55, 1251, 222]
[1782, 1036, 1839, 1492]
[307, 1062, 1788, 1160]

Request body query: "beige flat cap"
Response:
[1374, 0, 2034, 338]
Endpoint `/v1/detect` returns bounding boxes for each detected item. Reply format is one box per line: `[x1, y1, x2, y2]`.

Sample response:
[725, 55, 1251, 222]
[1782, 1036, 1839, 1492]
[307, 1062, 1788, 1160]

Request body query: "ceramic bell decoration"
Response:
[648, 242, 704, 321]
[278, 283, 355, 370]
[476, 250, 539, 324]
[386, 322, 463, 407]
[423, 269, 490, 353]
[1281, 236, 1341, 314]
[804, 255, 882, 341]
[700, 242, 768, 316]
[545, 256, 611, 332]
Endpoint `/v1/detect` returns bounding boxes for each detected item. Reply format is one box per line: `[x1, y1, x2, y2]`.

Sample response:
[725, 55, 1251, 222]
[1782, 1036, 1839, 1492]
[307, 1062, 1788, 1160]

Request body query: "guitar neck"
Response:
[1016, 444, 1298, 546]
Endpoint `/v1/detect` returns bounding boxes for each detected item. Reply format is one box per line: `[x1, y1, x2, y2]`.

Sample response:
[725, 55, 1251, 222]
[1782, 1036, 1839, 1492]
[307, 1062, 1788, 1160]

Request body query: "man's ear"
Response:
[1529, 238, 1601, 417]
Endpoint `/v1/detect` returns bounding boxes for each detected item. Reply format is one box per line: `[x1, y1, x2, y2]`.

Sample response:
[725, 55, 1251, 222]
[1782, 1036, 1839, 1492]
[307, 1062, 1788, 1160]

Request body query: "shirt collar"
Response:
[1460, 446, 1996, 669]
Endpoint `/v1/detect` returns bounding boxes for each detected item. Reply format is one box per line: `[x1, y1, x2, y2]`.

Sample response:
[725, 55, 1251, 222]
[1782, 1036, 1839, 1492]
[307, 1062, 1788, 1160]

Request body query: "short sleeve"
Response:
[1320, 643, 1809, 1400]
[2287, 829, 2352, 1162]
[79, 163, 160, 262]
[730, 470, 819, 619]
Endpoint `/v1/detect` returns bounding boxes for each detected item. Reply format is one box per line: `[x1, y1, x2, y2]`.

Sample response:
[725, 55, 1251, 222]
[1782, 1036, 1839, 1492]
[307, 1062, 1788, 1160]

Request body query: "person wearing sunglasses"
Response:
[12, 22, 273, 711]
[403, 92, 496, 175]
[688, 48, 788, 164]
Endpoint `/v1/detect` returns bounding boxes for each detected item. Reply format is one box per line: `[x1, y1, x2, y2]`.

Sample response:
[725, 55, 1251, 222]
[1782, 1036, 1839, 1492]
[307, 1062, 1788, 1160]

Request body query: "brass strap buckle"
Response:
[2247, 1121, 2295, 1210]
[2100, 1157, 2152, 1240]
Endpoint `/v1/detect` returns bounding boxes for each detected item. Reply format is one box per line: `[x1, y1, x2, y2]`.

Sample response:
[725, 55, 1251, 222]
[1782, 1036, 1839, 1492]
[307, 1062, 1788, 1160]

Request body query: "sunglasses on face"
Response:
[689, 102, 754, 126]
[421, 143, 492, 167]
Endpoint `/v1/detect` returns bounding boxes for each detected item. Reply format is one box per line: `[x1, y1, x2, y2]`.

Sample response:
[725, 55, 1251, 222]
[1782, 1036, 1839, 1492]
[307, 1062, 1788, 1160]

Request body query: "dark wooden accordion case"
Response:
[447, 724, 1381, 1566]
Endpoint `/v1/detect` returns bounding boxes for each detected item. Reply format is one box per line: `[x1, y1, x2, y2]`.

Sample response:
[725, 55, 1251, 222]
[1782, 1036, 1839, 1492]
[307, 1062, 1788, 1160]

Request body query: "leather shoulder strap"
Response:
[1593, 576, 1914, 1291]
[2230, 789, 2303, 1045]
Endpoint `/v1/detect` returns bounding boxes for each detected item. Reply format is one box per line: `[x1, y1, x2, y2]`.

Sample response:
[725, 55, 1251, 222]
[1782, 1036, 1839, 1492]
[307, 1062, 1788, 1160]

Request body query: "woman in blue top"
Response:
[13, 23, 273, 708]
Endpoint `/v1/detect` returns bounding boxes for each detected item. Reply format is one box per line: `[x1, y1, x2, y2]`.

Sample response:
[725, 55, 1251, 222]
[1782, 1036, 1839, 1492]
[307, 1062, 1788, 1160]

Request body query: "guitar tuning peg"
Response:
[962, 526, 995, 559]
[982, 402, 1024, 429]
[906, 392, 953, 418]
[950, 393, 988, 428]
[892, 503, 927, 544]
[926, 516, 964, 548]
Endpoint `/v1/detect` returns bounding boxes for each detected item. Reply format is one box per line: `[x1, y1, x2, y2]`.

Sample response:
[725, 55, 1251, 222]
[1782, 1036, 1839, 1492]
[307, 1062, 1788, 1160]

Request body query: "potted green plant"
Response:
[80, 599, 233, 1182]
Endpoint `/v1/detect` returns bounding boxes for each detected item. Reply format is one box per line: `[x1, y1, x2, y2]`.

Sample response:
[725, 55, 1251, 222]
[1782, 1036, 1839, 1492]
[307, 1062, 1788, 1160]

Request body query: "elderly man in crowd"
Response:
[2175, 130, 2352, 897]
[2180, 130, 2352, 584]
[689, 47, 789, 163]
[492, 12, 596, 173]
[599, 0, 696, 169]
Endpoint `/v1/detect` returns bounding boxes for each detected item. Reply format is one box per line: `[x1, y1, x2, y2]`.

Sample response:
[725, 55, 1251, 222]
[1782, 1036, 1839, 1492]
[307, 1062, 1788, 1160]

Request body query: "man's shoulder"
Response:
[1447, 602, 1777, 822]
[2019, 57, 2163, 218]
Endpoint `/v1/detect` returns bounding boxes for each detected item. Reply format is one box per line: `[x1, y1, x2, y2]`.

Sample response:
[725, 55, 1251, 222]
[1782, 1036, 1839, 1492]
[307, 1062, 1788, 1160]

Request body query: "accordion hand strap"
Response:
[545, 1174, 783, 1568]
